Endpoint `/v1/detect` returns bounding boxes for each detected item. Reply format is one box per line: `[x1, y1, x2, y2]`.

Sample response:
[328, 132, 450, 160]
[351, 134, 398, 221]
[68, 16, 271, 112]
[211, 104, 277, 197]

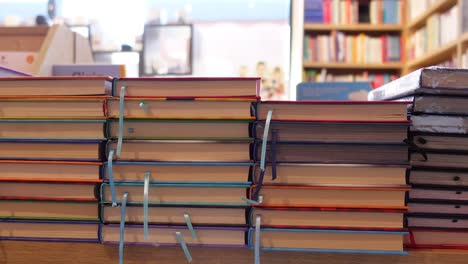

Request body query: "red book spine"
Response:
[323, 0, 330, 23]
[381, 35, 387, 62]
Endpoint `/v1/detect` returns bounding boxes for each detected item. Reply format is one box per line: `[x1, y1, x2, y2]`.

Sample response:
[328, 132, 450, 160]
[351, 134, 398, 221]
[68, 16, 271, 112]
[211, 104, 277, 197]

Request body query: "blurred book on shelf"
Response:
[304, 33, 401, 64]
[305, 0, 403, 24]
[304, 69, 398, 88]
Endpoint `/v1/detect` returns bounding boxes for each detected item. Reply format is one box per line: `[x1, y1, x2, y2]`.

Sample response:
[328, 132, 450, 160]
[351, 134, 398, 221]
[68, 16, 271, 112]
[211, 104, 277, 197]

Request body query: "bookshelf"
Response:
[300, 0, 468, 82]
[403, 0, 466, 73]
[301, 0, 404, 86]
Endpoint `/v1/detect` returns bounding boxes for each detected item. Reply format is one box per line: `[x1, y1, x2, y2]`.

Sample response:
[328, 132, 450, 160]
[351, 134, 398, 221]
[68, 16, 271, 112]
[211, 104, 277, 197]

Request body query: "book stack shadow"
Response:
[100, 78, 259, 262]
[247, 101, 410, 256]
[0, 77, 111, 242]
[369, 67, 468, 249]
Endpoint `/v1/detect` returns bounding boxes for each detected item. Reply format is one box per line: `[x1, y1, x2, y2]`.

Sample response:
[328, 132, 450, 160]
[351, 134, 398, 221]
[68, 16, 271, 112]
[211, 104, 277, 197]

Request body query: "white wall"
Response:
[192, 21, 291, 99]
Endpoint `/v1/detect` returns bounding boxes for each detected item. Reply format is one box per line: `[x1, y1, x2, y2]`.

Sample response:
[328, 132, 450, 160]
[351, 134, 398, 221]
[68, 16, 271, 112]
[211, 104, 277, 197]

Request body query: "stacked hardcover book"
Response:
[0, 76, 110, 242]
[99, 77, 259, 261]
[369, 67, 468, 249]
[247, 101, 410, 256]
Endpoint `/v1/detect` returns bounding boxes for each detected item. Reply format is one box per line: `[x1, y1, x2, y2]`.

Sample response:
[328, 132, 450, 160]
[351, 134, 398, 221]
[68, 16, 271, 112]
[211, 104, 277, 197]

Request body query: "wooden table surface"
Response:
[1, 241, 468, 264]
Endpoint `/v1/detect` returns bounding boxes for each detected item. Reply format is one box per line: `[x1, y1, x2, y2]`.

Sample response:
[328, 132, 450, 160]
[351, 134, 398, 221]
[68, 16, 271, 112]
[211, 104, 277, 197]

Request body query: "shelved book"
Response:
[304, 0, 403, 24]
[107, 98, 255, 120]
[303, 33, 401, 63]
[103, 161, 252, 184]
[101, 225, 246, 247]
[0, 76, 112, 96]
[248, 228, 407, 254]
[0, 220, 99, 242]
[407, 4, 459, 61]
[304, 70, 398, 87]
[368, 67, 468, 101]
[113, 77, 259, 98]
[101, 206, 246, 226]
[101, 183, 250, 207]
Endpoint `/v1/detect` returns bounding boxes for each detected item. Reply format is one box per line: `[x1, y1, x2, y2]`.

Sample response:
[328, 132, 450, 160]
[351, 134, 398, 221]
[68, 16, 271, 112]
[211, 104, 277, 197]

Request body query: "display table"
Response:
[1, 241, 467, 264]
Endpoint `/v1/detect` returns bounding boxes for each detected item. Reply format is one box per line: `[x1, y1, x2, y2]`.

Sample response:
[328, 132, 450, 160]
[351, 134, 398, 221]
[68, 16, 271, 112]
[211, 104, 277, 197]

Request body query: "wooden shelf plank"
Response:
[405, 40, 458, 70]
[302, 62, 403, 70]
[407, 0, 457, 31]
[304, 24, 403, 32]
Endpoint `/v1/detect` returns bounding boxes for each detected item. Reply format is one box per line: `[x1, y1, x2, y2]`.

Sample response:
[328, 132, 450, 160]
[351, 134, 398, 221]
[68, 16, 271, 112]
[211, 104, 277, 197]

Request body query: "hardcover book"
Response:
[101, 183, 250, 207]
[255, 142, 408, 164]
[409, 168, 468, 187]
[250, 207, 405, 230]
[406, 229, 468, 249]
[0, 219, 99, 242]
[0, 140, 103, 161]
[107, 98, 255, 120]
[368, 67, 468, 101]
[248, 228, 407, 254]
[411, 115, 468, 134]
[409, 201, 468, 215]
[107, 119, 252, 140]
[101, 205, 246, 226]
[106, 140, 252, 162]
[249, 185, 409, 209]
[0, 119, 105, 140]
[0, 181, 98, 201]
[252, 163, 408, 186]
[0, 200, 99, 221]
[103, 161, 252, 184]
[113, 77, 259, 98]
[101, 224, 246, 247]
[0, 76, 112, 97]
[257, 101, 409, 122]
[0, 98, 106, 119]
[254, 121, 408, 144]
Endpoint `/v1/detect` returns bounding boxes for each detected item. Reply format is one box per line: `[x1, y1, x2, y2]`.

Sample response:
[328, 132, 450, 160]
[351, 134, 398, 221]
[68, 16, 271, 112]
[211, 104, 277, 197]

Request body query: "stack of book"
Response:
[247, 101, 410, 255]
[99, 77, 259, 261]
[369, 67, 468, 249]
[0, 76, 110, 242]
